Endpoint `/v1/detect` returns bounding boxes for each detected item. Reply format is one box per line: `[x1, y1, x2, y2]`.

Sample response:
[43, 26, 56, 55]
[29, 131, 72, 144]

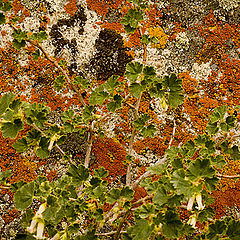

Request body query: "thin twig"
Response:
[97, 230, 127, 236]
[84, 121, 95, 168]
[32, 123, 74, 164]
[216, 173, 240, 178]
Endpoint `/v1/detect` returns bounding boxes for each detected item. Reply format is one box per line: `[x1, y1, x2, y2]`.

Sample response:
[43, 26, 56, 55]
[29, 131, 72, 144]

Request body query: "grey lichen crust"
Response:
[217, 0, 239, 10]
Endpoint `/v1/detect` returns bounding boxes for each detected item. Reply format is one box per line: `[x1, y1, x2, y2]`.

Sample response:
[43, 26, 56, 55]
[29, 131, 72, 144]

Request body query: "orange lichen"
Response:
[92, 137, 127, 180]
[64, 0, 78, 16]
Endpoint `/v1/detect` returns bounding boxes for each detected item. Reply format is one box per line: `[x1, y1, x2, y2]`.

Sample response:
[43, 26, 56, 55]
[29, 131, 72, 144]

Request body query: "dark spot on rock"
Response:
[90, 29, 133, 81]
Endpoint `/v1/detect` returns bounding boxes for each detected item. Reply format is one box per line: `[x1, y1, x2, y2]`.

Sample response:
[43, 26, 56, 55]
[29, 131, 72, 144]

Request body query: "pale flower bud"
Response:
[187, 214, 197, 229]
[187, 195, 195, 211]
[27, 218, 37, 234]
[196, 193, 205, 210]
[36, 221, 45, 239]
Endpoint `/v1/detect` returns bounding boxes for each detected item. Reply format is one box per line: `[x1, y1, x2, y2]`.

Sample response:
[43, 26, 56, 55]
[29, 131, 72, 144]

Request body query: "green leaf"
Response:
[141, 124, 157, 137]
[187, 159, 215, 180]
[147, 162, 167, 175]
[129, 83, 144, 98]
[230, 145, 240, 160]
[121, 186, 134, 201]
[32, 49, 40, 60]
[90, 90, 109, 105]
[14, 182, 35, 210]
[54, 75, 65, 91]
[149, 82, 164, 98]
[162, 210, 183, 239]
[103, 75, 120, 92]
[206, 122, 219, 135]
[107, 94, 123, 112]
[226, 220, 240, 240]
[141, 35, 151, 44]
[126, 62, 143, 82]
[106, 188, 121, 204]
[134, 113, 150, 130]
[0, 93, 16, 116]
[12, 29, 28, 42]
[163, 74, 184, 108]
[94, 167, 109, 179]
[127, 219, 154, 240]
[153, 186, 168, 206]
[82, 105, 94, 120]
[171, 169, 192, 195]
[1, 119, 24, 138]
[135, 203, 155, 218]
[1, 1, 12, 11]
[73, 76, 89, 88]
[62, 109, 75, 121]
[210, 106, 227, 122]
[0, 170, 12, 184]
[207, 220, 226, 239]
[143, 66, 156, 79]
[12, 138, 28, 153]
[36, 147, 50, 159]
[37, 31, 48, 42]
[0, 12, 5, 24]
[67, 164, 89, 186]
[12, 39, 26, 49]
[123, 24, 137, 34]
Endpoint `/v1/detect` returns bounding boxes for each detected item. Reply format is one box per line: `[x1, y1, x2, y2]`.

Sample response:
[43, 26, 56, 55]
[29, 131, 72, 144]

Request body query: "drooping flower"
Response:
[196, 193, 205, 210]
[187, 214, 197, 228]
[187, 195, 195, 211]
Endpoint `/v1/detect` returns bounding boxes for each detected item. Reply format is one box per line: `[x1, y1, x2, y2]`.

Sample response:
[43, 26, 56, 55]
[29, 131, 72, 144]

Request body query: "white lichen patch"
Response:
[190, 60, 212, 81]
[175, 31, 189, 50]
[217, 0, 239, 11]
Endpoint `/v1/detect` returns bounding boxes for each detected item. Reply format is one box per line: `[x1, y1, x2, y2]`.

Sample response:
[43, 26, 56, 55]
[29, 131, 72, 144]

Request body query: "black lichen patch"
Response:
[49, 5, 87, 58]
[90, 29, 133, 81]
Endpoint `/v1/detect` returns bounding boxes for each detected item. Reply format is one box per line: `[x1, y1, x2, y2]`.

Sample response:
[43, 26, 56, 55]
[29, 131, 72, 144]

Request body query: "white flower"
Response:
[26, 218, 37, 233]
[196, 193, 205, 210]
[188, 214, 197, 228]
[36, 221, 45, 239]
[187, 195, 195, 211]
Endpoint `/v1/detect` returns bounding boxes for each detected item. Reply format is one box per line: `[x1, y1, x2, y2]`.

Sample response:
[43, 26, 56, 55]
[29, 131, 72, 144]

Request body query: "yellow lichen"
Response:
[147, 26, 168, 48]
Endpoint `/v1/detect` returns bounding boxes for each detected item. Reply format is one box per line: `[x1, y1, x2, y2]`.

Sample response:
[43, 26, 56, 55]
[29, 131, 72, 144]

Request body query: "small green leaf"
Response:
[36, 147, 50, 159]
[73, 76, 89, 88]
[37, 31, 48, 42]
[12, 39, 26, 49]
[1, 1, 12, 11]
[206, 122, 219, 135]
[0, 93, 15, 115]
[127, 219, 154, 240]
[187, 159, 215, 180]
[107, 94, 123, 112]
[134, 113, 150, 130]
[129, 83, 144, 98]
[0, 12, 5, 24]
[126, 62, 143, 82]
[121, 186, 134, 201]
[12, 29, 28, 42]
[94, 167, 109, 179]
[207, 220, 226, 239]
[62, 109, 75, 121]
[1, 119, 24, 138]
[141, 124, 157, 137]
[14, 182, 35, 210]
[106, 188, 121, 204]
[12, 138, 28, 153]
[32, 49, 40, 60]
[103, 75, 120, 92]
[90, 90, 109, 105]
[153, 187, 168, 206]
[54, 75, 65, 91]
[67, 164, 89, 186]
